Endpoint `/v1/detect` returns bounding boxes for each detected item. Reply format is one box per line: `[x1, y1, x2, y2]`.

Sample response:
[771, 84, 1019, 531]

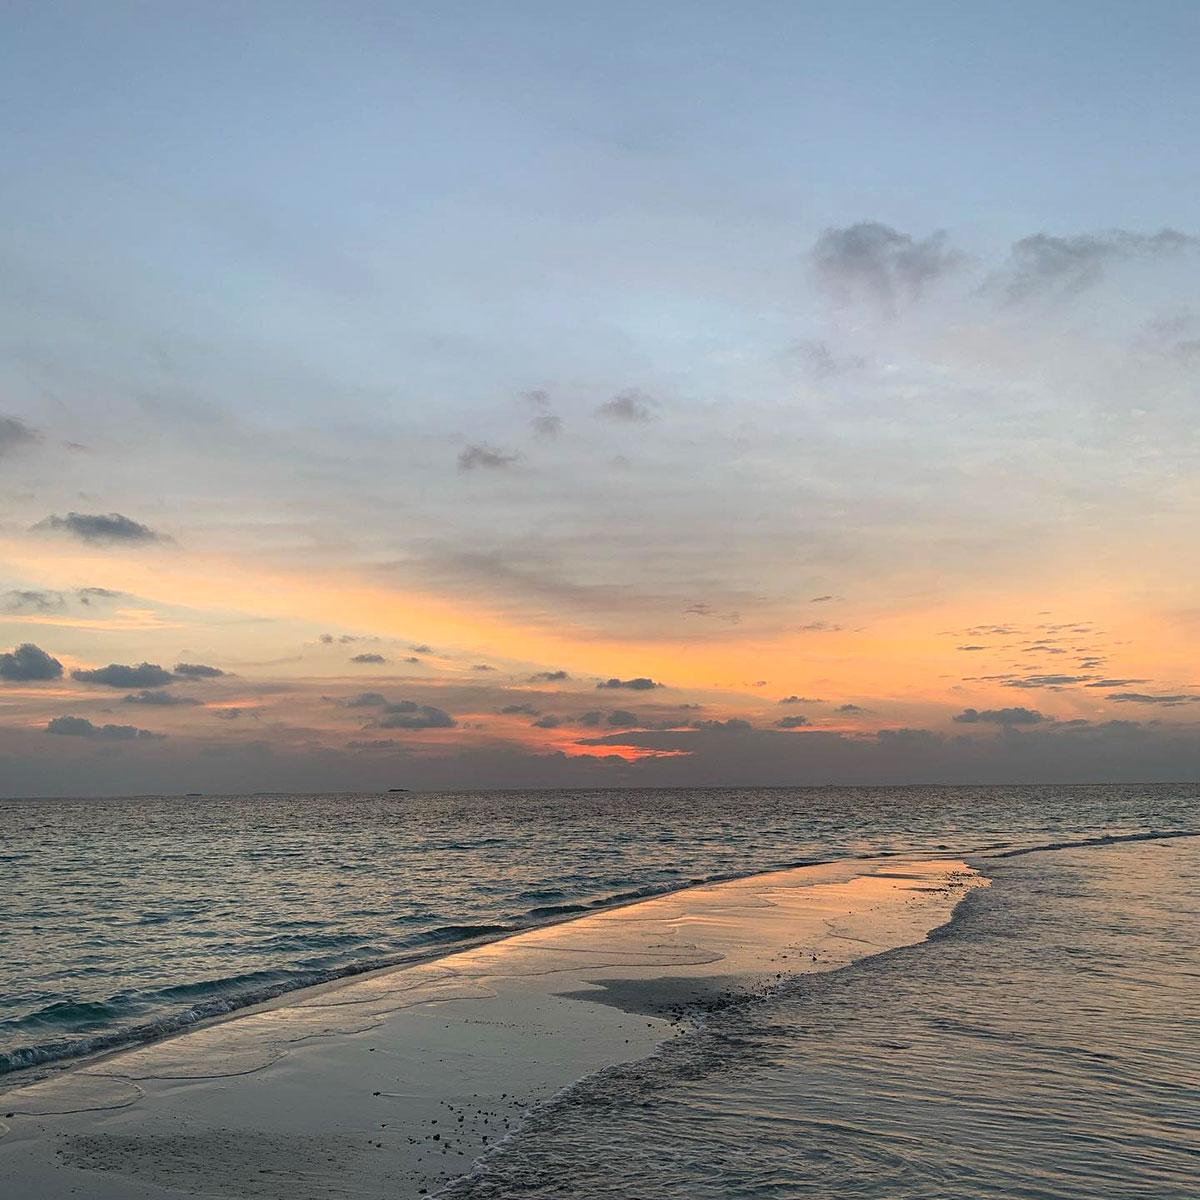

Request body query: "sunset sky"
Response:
[2, 2, 1199, 793]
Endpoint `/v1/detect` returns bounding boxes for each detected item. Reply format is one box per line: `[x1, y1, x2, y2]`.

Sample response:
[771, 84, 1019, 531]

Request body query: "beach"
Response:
[0, 856, 983, 1198]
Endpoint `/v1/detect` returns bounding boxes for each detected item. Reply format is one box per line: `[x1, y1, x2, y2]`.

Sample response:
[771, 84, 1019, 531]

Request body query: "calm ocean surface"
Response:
[2, 786, 1198, 1196]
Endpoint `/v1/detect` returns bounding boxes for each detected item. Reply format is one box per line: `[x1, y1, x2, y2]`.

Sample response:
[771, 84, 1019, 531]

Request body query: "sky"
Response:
[2, 2, 1199, 794]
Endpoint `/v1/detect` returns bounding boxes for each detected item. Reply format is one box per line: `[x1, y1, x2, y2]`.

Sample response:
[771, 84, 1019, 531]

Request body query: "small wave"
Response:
[407, 924, 517, 945]
[526, 904, 590, 918]
[985, 829, 1198, 859]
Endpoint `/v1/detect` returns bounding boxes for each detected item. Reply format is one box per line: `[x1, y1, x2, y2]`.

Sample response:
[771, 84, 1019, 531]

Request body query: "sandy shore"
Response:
[0, 856, 985, 1198]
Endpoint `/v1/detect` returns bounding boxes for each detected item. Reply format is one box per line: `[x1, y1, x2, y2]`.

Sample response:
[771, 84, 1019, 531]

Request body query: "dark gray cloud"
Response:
[684, 603, 741, 624]
[213, 708, 244, 720]
[346, 739, 403, 752]
[778, 695, 823, 704]
[0, 642, 64, 681]
[523, 389, 563, 438]
[344, 692, 388, 708]
[2, 589, 63, 614]
[596, 389, 654, 423]
[597, 677, 662, 691]
[0, 415, 38, 455]
[876, 727, 943, 747]
[606, 710, 642, 728]
[954, 706, 1047, 726]
[691, 718, 754, 732]
[776, 715, 811, 729]
[173, 662, 226, 678]
[811, 222, 961, 312]
[77, 587, 121, 605]
[351, 653, 388, 665]
[72, 662, 174, 688]
[532, 715, 561, 729]
[1084, 678, 1148, 687]
[500, 703, 540, 716]
[957, 644, 986, 652]
[578, 710, 605, 727]
[123, 690, 201, 707]
[375, 701, 456, 730]
[835, 703, 866, 714]
[800, 621, 841, 633]
[1106, 692, 1200, 706]
[1005, 674, 1093, 689]
[528, 670, 570, 683]
[458, 443, 520, 471]
[793, 340, 866, 380]
[411, 645, 433, 655]
[471, 664, 495, 672]
[46, 715, 160, 740]
[35, 512, 164, 544]
[994, 228, 1196, 302]
[532, 411, 563, 437]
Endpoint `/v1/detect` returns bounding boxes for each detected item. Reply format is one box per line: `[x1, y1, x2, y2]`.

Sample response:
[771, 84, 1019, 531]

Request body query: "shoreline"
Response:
[0, 855, 987, 1199]
[0, 848, 909, 1088]
[6, 826, 1189, 1090]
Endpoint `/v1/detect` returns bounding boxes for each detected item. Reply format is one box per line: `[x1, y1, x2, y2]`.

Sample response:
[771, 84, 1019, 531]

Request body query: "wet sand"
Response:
[0, 857, 985, 1198]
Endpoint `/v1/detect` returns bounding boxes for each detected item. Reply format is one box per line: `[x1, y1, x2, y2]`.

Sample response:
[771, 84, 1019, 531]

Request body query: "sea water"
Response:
[443, 832, 1199, 1199]
[1, 785, 1197, 1197]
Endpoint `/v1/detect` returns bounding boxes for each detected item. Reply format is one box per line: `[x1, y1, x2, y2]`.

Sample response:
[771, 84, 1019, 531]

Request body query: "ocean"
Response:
[2, 785, 1197, 1197]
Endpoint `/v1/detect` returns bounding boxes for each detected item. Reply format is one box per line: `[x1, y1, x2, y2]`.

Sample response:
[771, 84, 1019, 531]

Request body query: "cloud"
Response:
[793, 340, 865, 380]
[954, 706, 1047, 726]
[596, 389, 654, 423]
[351, 653, 388, 664]
[800, 621, 841, 633]
[875, 727, 943, 747]
[1106, 692, 1200, 706]
[776, 715, 811, 729]
[835, 703, 866, 714]
[458, 443, 520, 471]
[993, 228, 1197, 302]
[344, 692, 388, 708]
[0, 415, 38, 455]
[532, 715, 561, 729]
[684, 603, 741, 624]
[471, 663, 495, 672]
[957, 644, 986, 652]
[2, 589, 64, 614]
[500, 703, 540, 716]
[411, 645, 433, 655]
[691, 718, 754, 732]
[1005, 674, 1093, 689]
[46, 715, 160, 740]
[77, 587, 121, 605]
[597, 677, 663, 691]
[778, 695, 822, 704]
[605, 710, 642, 728]
[71, 662, 174, 688]
[1083, 678, 1148, 688]
[578, 710, 605, 727]
[528, 670, 570, 683]
[213, 708, 244, 720]
[0, 642, 64, 681]
[523, 389, 563, 438]
[375, 701, 456, 730]
[35, 512, 164, 544]
[173, 662, 226, 678]
[809, 595, 839, 604]
[811, 222, 961, 312]
[123, 690, 201, 707]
